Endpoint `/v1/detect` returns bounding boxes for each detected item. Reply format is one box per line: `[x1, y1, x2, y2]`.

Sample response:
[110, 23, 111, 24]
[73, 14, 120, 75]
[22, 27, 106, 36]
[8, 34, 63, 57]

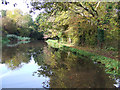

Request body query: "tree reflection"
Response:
[2, 41, 46, 70]
[2, 42, 115, 88]
[2, 41, 46, 69]
[34, 47, 115, 88]
[2, 45, 30, 69]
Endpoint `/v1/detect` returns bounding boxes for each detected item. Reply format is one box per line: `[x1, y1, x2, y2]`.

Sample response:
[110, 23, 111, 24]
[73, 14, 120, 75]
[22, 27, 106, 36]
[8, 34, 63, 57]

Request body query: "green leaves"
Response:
[33, 2, 118, 48]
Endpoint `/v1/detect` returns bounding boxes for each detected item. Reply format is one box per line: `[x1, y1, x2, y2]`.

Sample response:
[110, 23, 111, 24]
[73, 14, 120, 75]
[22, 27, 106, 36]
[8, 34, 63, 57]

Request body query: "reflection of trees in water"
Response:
[34, 48, 115, 88]
[2, 46, 30, 70]
[2, 41, 47, 70]
[2, 42, 115, 88]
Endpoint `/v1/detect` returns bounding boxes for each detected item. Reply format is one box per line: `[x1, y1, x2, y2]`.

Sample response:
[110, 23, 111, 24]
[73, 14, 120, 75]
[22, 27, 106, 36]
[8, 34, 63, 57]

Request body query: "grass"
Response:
[46, 39, 120, 77]
[1, 37, 10, 45]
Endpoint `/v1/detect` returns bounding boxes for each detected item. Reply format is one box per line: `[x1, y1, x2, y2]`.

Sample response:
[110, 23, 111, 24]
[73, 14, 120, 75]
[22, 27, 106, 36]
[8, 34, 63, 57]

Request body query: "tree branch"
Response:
[88, 3, 98, 16]
[74, 3, 95, 17]
[95, 1, 100, 11]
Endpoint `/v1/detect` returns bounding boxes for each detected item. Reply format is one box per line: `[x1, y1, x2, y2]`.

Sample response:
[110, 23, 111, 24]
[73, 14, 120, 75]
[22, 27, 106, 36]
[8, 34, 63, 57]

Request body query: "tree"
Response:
[2, 16, 17, 34]
[31, 2, 118, 48]
[0, 10, 6, 17]
[1, 1, 119, 48]
[1, 9, 37, 37]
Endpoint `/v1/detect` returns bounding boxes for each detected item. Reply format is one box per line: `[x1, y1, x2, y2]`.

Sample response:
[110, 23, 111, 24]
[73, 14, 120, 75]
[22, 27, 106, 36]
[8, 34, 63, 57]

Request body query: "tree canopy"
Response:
[1, 1, 119, 48]
[31, 1, 119, 48]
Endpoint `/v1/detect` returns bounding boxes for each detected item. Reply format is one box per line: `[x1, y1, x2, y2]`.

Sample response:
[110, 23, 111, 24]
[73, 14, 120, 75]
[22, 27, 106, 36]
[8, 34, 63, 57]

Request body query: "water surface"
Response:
[0, 41, 116, 88]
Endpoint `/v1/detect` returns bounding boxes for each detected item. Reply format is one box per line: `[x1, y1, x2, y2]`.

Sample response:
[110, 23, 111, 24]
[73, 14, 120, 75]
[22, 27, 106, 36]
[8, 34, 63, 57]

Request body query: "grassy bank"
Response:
[1, 37, 10, 45]
[46, 39, 120, 77]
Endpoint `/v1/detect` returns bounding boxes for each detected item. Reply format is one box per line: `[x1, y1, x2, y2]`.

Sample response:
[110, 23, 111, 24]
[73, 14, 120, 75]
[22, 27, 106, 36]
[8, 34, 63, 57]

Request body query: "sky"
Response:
[0, 0, 43, 20]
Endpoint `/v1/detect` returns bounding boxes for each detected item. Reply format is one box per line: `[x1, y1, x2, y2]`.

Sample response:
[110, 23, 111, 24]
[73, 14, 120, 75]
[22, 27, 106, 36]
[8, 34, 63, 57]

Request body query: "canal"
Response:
[0, 41, 117, 88]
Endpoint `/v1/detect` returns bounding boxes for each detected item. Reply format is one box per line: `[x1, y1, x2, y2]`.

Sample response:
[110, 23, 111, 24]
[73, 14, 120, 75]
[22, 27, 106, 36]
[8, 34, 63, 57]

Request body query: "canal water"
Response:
[0, 41, 117, 88]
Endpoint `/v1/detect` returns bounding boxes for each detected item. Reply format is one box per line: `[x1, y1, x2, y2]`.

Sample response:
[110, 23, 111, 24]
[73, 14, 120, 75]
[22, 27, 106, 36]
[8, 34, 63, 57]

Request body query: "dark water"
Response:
[0, 41, 117, 88]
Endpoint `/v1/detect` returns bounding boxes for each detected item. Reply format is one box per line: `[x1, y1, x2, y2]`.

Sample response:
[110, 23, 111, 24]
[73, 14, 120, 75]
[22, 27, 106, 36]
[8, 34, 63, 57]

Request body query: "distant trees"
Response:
[1, 9, 44, 40]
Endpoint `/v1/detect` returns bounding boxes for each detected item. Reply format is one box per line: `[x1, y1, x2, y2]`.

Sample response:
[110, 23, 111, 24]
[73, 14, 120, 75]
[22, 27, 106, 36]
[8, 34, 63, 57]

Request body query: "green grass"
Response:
[46, 40, 63, 48]
[2, 37, 10, 45]
[46, 39, 120, 77]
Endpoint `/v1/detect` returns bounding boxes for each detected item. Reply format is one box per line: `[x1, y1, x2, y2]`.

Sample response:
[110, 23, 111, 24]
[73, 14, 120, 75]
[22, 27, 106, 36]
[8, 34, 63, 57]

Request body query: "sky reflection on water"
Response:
[0, 41, 118, 88]
[0, 55, 49, 89]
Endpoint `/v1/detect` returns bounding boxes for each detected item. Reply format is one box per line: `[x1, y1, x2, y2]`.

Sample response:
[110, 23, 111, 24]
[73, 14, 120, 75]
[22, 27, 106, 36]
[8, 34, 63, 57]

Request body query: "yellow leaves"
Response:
[17, 28, 21, 30]
[55, 17, 61, 22]
[52, 31, 57, 37]
[55, 11, 71, 25]
[44, 52, 57, 68]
